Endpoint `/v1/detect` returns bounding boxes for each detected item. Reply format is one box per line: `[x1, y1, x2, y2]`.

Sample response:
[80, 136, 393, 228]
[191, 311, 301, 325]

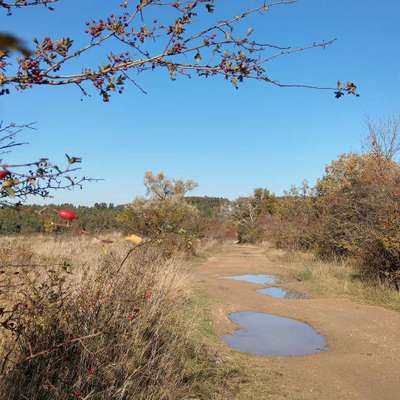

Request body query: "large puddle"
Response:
[225, 274, 278, 285]
[257, 287, 308, 299]
[223, 312, 327, 356]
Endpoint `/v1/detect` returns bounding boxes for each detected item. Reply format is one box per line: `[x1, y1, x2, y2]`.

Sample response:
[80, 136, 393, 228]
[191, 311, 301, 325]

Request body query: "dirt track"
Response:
[193, 244, 400, 400]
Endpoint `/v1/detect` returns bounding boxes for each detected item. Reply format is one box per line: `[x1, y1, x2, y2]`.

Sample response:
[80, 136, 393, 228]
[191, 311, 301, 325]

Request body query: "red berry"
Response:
[0, 170, 10, 179]
[57, 210, 77, 221]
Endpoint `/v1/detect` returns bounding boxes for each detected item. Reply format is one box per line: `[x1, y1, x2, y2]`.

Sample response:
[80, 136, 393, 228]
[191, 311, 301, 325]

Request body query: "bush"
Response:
[0, 204, 125, 235]
[276, 153, 400, 287]
[357, 229, 400, 290]
[267, 152, 400, 288]
[269, 181, 317, 250]
[314, 153, 400, 278]
[0, 242, 225, 399]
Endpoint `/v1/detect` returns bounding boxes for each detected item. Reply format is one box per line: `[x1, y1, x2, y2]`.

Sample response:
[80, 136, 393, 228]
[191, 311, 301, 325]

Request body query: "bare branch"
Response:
[0, 0, 58, 14]
[0, 122, 95, 207]
[0, 0, 358, 100]
[365, 114, 400, 160]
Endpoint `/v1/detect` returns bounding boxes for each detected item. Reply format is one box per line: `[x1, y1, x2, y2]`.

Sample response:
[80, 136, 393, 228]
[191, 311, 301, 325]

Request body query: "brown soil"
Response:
[193, 244, 400, 400]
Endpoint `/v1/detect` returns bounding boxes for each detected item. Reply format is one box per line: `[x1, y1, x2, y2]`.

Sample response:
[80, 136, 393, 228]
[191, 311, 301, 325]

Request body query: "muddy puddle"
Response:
[223, 312, 327, 356]
[257, 287, 308, 299]
[225, 274, 278, 285]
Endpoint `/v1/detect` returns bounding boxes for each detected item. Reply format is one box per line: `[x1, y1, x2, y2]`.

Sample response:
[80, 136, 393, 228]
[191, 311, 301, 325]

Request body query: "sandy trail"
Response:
[193, 244, 400, 400]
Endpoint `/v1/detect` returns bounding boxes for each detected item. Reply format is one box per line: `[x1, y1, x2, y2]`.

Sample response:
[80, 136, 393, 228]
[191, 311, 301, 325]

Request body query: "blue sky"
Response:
[1, 0, 399, 205]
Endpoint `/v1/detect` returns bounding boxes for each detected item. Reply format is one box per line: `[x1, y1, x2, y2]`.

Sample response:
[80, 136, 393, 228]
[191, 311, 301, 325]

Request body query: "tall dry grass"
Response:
[0, 234, 231, 399]
[267, 247, 400, 312]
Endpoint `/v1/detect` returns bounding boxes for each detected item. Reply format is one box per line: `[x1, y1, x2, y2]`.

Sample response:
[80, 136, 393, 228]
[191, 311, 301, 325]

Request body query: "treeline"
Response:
[234, 117, 400, 289]
[0, 197, 233, 237]
[0, 203, 124, 234]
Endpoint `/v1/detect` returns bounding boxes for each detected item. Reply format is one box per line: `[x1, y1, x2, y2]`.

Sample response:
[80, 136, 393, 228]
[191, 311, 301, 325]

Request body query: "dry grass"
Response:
[267, 247, 400, 312]
[0, 234, 237, 400]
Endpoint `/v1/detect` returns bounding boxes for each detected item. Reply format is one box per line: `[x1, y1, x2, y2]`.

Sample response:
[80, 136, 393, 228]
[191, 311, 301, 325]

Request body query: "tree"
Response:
[232, 188, 276, 243]
[0, 0, 359, 101]
[271, 180, 317, 250]
[118, 171, 201, 254]
[0, 0, 57, 14]
[314, 152, 400, 288]
[366, 114, 400, 160]
[143, 171, 197, 200]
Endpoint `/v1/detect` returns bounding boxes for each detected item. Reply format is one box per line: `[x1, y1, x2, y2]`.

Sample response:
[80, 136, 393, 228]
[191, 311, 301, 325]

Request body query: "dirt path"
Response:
[193, 244, 400, 400]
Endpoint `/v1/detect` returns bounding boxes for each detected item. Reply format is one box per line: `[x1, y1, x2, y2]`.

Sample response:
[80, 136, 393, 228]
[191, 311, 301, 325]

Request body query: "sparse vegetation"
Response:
[0, 235, 239, 399]
[268, 248, 400, 312]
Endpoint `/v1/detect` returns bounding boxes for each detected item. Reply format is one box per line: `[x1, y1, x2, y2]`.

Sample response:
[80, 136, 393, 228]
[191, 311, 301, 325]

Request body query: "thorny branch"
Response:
[0, 121, 96, 207]
[0, 0, 359, 101]
[0, 0, 58, 14]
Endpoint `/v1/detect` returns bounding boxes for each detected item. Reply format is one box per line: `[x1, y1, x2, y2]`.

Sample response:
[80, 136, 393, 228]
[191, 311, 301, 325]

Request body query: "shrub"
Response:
[313, 153, 400, 287]
[357, 229, 400, 290]
[0, 242, 225, 399]
[269, 181, 317, 250]
[314, 154, 394, 254]
[267, 152, 400, 288]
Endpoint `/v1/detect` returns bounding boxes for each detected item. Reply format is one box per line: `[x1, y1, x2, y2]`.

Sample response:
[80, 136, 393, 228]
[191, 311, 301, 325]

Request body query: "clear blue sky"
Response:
[1, 0, 399, 205]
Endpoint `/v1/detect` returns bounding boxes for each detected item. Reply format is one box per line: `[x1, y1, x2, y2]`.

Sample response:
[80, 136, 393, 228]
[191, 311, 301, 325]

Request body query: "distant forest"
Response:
[0, 197, 231, 234]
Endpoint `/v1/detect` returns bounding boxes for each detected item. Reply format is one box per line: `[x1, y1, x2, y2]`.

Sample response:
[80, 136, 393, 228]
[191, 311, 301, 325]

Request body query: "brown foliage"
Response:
[269, 181, 316, 250]
[0, 238, 226, 399]
[269, 153, 400, 288]
[233, 188, 276, 243]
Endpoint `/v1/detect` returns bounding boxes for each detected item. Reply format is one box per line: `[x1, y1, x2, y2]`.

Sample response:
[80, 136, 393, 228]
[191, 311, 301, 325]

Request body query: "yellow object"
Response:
[124, 234, 143, 245]
[2, 179, 19, 188]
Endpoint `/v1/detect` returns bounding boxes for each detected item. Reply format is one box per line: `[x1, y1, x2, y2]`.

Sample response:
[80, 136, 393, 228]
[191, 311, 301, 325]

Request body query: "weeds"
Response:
[269, 249, 400, 312]
[0, 236, 235, 399]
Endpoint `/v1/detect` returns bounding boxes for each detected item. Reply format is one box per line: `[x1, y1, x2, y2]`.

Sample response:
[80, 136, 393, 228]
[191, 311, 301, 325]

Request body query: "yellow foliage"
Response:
[124, 234, 143, 245]
[2, 179, 19, 188]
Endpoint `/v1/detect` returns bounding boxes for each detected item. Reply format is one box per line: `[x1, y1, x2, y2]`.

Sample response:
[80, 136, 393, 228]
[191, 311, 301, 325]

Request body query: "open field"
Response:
[0, 235, 239, 399]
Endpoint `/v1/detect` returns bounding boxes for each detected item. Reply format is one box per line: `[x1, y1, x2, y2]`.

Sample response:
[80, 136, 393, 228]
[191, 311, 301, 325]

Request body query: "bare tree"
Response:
[144, 170, 197, 200]
[366, 114, 400, 160]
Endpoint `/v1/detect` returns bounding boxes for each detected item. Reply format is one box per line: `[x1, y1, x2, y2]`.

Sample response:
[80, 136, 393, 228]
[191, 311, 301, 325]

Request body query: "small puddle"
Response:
[225, 274, 278, 285]
[257, 287, 308, 299]
[224, 312, 327, 356]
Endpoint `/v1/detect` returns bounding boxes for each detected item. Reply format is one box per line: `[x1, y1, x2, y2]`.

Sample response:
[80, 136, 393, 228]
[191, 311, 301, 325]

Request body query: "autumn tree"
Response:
[269, 180, 317, 249]
[233, 188, 276, 243]
[312, 152, 400, 288]
[119, 171, 201, 254]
